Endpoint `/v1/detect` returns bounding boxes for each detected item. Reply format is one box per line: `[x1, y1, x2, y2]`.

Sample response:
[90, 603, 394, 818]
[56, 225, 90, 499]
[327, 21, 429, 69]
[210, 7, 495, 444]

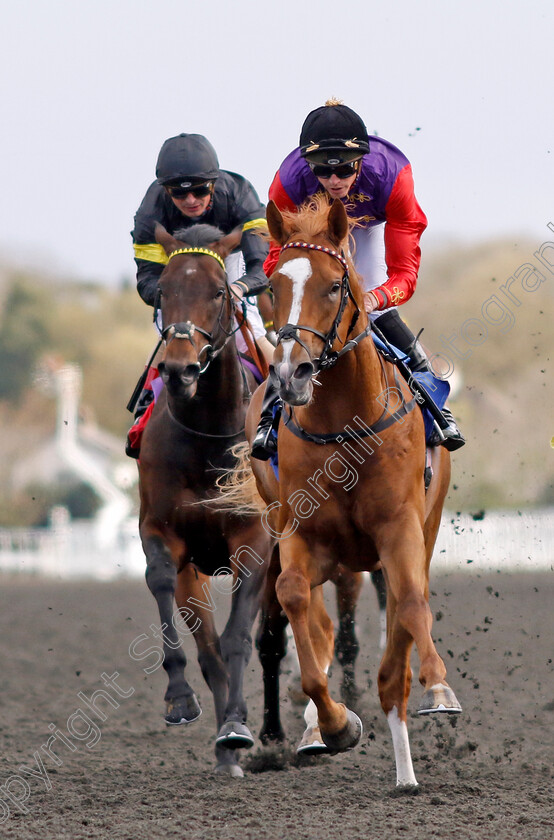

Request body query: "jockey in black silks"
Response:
[127, 133, 271, 459]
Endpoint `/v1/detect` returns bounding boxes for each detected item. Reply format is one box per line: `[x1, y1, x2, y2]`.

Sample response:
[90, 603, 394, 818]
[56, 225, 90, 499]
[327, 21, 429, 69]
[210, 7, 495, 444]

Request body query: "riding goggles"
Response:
[308, 160, 359, 179]
[166, 182, 214, 199]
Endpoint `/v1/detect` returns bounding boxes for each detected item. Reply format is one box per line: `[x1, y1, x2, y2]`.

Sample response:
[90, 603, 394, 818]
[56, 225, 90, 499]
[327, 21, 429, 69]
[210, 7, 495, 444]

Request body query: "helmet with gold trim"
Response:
[299, 100, 370, 164]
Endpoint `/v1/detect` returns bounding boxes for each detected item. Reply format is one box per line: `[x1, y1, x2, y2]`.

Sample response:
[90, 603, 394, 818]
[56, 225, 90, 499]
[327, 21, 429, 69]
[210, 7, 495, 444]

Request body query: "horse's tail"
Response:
[214, 441, 267, 515]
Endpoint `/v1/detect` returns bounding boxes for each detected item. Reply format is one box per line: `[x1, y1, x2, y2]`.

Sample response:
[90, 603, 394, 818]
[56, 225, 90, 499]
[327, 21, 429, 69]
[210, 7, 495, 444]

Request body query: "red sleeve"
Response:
[372, 164, 427, 309]
[263, 170, 298, 277]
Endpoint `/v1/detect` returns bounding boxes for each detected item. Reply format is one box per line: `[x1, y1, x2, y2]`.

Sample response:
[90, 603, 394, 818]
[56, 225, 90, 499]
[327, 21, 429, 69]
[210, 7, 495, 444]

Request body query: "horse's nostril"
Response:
[293, 362, 314, 384]
[183, 363, 201, 383]
[268, 364, 280, 387]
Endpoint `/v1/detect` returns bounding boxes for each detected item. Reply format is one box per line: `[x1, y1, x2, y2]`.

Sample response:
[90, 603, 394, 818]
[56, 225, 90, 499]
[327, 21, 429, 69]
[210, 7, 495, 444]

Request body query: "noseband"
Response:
[157, 247, 232, 375]
[276, 241, 368, 371]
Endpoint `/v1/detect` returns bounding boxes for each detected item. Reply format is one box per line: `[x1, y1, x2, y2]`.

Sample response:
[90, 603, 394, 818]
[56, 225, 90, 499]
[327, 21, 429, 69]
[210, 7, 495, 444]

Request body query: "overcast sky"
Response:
[1, 0, 553, 286]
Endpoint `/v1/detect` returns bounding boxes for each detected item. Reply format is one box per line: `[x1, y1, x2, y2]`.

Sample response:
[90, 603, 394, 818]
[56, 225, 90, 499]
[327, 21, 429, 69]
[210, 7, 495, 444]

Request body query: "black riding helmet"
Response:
[299, 101, 370, 164]
[156, 134, 220, 185]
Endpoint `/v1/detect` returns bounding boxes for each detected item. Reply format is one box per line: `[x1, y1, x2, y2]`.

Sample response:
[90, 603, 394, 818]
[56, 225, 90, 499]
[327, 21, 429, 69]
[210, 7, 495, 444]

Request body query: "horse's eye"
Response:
[330, 282, 341, 295]
[215, 289, 225, 299]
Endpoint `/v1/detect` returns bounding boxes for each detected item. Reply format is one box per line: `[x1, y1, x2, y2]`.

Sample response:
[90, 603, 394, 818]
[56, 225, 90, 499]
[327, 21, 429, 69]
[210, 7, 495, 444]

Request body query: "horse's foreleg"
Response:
[377, 587, 418, 786]
[277, 544, 362, 754]
[175, 569, 243, 777]
[143, 535, 201, 725]
[377, 521, 461, 784]
[175, 568, 229, 719]
[257, 545, 288, 744]
[297, 584, 336, 755]
[331, 566, 364, 707]
[217, 548, 267, 751]
[371, 567, 388, 650]
[379, 521, 460, 700]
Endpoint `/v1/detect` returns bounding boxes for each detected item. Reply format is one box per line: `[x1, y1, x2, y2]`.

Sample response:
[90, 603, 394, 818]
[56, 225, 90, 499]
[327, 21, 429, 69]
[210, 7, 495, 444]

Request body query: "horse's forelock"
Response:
[174, 224, 224, 248]
[280, 193, 358, 274]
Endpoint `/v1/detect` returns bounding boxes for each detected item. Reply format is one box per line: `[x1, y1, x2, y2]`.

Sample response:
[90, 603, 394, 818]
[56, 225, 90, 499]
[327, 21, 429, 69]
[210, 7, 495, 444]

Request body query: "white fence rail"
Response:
[0, 509, 552, 580]
[0, 518, 144, 580]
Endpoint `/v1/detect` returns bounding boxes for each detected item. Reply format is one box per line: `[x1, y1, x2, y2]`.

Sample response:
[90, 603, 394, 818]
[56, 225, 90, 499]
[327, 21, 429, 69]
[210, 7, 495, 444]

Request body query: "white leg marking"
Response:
[279, 257, 312, 323]
[387, 707, 418, 787]
[304, 664, 329, 727]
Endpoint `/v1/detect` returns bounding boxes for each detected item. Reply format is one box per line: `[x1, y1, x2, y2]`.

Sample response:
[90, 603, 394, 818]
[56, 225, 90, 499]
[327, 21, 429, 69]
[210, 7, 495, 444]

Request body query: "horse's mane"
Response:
[174, 224, 224, 247]
[279, 193, 360, 275]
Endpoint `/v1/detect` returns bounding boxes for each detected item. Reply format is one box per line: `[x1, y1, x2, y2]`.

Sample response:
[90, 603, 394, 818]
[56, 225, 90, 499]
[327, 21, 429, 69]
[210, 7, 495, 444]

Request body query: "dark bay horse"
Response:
[138, 223, 271, 777]
[228, 196, 461, 784]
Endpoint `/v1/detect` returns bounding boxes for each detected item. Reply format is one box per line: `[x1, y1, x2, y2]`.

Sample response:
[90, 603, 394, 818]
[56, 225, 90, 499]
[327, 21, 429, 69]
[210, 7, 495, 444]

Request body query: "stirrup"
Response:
[429, 409, 465, 451]
[250, 423, 277, 461]
[440, 428, 466, 451]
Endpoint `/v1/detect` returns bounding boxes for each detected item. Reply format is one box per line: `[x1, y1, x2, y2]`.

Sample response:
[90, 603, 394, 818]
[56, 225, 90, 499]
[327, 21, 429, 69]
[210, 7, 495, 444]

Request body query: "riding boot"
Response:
[125, 387, 155, 459]
[250, 380, 280, 461]
[373, 309, 465, 451]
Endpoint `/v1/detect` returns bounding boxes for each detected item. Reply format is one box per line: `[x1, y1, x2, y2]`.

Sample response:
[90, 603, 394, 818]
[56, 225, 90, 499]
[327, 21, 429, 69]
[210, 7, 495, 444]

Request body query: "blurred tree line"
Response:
[0, 270, 153, 526]
[0, 232, 553, 524]
[0, 271, 154, 435]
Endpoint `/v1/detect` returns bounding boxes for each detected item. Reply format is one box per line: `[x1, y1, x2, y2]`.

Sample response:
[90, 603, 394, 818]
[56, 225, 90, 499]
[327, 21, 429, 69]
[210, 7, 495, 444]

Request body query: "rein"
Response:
[165, 401, 245, 440]
[276, 241, 367, 370]
[282, 351, 417, 445]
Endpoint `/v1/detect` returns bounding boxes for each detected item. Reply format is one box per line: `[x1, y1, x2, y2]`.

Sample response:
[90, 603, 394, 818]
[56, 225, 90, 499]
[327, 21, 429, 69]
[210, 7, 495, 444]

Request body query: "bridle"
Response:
[274, 241, 417, 445]
[154, 245, 251, 439]
[156, 247, 235, 375]
[275, 241, 372, 370]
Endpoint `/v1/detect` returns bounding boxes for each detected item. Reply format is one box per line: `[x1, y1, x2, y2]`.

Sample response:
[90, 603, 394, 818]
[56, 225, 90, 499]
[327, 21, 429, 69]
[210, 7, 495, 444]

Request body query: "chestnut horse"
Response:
[138, 224, 271, 777]
[233, 197, 461, 785]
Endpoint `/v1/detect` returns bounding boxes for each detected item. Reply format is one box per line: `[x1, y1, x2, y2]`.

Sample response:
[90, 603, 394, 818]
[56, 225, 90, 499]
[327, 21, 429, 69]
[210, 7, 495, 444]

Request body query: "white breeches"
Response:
[350, 224, 395, 320]
[225, 251, 267, 353]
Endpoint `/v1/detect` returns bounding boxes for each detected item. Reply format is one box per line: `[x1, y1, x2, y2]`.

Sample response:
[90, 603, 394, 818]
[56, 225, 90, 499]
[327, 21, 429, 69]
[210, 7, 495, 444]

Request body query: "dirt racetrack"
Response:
[0, 570, 552, 840]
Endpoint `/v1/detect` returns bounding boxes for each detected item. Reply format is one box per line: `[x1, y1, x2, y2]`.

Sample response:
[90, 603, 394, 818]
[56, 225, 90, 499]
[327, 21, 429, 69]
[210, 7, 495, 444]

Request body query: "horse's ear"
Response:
[327, 199, 349, 248]
[266, 200, 290, 245]
[155, 223, 181, 256]
[211, 225, 243, 261]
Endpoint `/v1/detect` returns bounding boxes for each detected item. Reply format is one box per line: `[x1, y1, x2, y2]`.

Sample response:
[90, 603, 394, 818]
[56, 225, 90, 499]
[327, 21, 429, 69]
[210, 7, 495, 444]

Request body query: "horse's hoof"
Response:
[417, 683, 462, 715]
[296, 725, 331, 756]
[390, 782, 420, 795]
[320, 706, 363, 754]
[164, 694, 202, 725]
[216, 721, 255, 750]
[214, 762, 244, 778]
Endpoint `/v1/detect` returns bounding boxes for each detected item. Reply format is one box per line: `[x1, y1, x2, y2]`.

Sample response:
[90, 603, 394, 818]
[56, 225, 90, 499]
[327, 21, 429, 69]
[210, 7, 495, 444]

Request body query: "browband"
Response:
[167, 247, 226, 272]
[280, 241, 349, 273]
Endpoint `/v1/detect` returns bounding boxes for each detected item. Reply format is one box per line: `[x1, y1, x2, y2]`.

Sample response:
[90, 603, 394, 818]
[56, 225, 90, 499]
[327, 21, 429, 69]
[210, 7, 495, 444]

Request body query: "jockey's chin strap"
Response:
[157, 246, 232, 375]
[276, 241, 370, 371]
